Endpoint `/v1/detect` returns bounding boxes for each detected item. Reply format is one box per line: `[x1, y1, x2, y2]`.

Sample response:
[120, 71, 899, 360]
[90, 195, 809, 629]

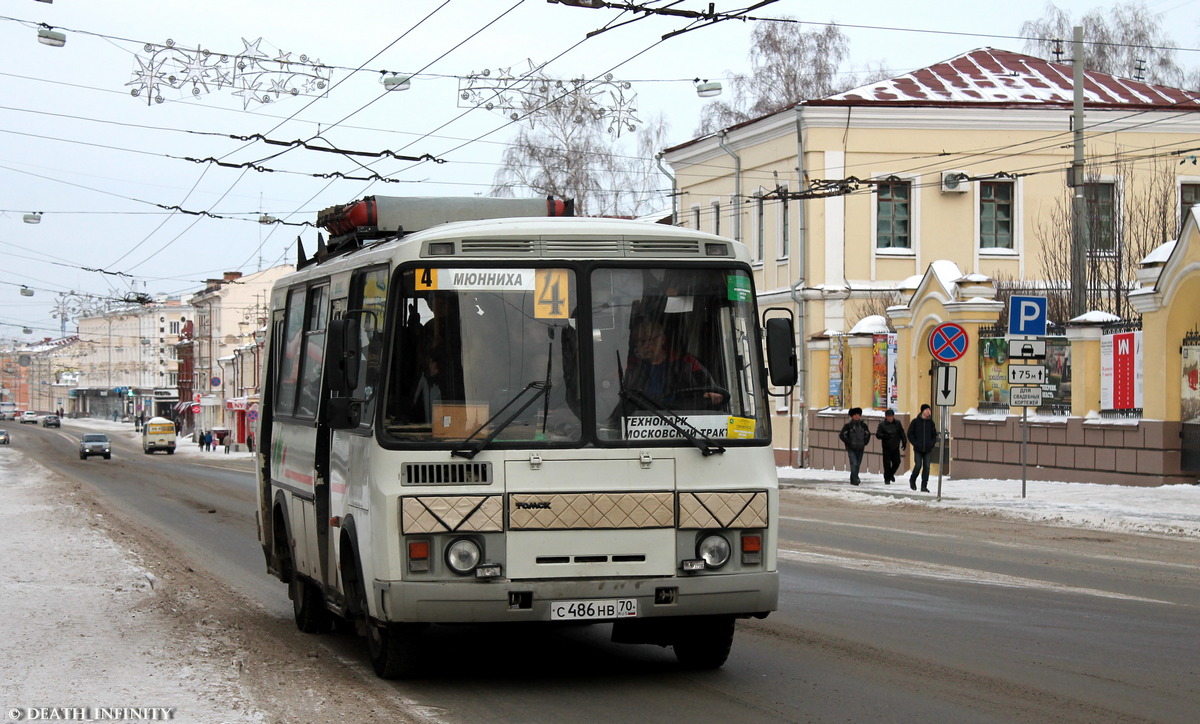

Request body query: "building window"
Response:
[169, 321, 181, 335]
[711, 200, 721, 236]
[779, 191, 789, 259]
[979, 181, 1014, 250]
[691, 205, 701, 230]
[1084, 182, 1116, 253]
[1181, 183, 1200, 235]
[755, 194, 765, 260]
[876, 180, 911, 249]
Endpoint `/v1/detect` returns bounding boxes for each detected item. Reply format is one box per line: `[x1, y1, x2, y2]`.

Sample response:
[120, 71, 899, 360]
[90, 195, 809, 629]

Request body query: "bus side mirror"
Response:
[765, 317, 798, 387]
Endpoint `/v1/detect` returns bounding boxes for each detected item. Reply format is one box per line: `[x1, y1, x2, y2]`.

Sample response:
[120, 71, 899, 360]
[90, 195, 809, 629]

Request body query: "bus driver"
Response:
[622, 319, 724, 410]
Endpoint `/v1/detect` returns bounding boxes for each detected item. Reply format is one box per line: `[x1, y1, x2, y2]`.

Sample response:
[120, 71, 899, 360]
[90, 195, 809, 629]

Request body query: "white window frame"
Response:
[977, 178, 1021, 258]
[754, 188, 766, 265]
[777, 185, 790, 262]
[871, 174, 918, 258]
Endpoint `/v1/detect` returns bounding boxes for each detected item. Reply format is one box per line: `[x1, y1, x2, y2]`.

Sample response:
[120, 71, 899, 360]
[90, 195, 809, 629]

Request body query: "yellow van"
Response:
[141, 416, 176, 454]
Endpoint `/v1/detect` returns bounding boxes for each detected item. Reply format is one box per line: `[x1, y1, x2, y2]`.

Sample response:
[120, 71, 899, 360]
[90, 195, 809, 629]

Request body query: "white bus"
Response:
[256, 196, 797, 678]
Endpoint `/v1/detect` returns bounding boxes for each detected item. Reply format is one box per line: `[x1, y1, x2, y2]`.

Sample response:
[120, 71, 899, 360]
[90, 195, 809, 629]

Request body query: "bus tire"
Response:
[366, 621, 421, 679]
[290, 575, 329, 634]
[672, 615, 735, 670]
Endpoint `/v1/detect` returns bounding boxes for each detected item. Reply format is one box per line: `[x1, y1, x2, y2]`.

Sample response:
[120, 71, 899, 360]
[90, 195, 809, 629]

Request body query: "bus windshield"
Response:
[381, 264, 767, 445]
[383, 267, 583, 443]
[591, 266, 766, 444]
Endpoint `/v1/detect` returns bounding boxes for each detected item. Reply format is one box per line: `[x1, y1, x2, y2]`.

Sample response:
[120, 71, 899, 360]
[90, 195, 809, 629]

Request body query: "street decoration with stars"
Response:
[127, 37, 331, 108]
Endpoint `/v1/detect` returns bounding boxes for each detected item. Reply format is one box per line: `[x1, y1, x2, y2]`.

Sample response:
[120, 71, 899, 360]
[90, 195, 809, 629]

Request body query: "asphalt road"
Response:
[20, 423, 1200, 723]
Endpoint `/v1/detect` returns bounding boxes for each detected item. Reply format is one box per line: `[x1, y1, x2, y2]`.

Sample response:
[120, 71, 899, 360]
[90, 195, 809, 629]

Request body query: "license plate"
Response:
[549, 598, 637, 621]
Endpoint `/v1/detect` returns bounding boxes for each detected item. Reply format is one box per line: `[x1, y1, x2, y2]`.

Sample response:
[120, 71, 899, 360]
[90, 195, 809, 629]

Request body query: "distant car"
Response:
[79, 433, 111, 460]
[20, 411, 39, 424]
[0, 429, 9, 444]
[42, 414, 60, 428]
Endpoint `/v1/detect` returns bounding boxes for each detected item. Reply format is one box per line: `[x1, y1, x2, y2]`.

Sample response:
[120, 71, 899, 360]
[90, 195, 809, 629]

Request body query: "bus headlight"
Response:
[696, 534, 730, 569]
[445, 538, 482, 574]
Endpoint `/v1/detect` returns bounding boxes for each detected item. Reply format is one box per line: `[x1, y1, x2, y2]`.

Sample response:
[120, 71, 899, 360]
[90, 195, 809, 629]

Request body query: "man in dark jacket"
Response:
[906, 404, 937, 492]
[839, 407, 871, 486]
[875, 408, 906, 485]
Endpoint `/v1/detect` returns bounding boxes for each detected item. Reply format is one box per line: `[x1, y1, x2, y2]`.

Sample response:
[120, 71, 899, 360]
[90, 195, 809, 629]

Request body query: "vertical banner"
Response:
[872, 335, 888, 409]
[1183, 342, 1200, 423]
[1101, 331, 1143, 410]
[828, 337, 843, 408]
[1042, 338, 1071, 407]
[978, 337, 1009, 405]
[888, 332, 899, 410]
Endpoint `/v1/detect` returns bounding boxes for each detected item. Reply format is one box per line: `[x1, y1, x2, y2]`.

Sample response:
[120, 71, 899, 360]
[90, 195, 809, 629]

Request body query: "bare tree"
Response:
[1020, 1, 1187, 86]
[491, 88, 668, 217]
[850, 291, 901, 328]
[1031, 155, 1178, 321]
[696, 21, 890, 135]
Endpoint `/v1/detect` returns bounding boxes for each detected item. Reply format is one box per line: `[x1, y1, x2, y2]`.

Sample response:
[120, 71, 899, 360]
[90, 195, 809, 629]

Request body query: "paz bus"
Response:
[255, 195, 797, 678]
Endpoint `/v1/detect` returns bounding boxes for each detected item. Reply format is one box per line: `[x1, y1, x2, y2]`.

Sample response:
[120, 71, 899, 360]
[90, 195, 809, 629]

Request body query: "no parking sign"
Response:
[929, 322, 969, 363]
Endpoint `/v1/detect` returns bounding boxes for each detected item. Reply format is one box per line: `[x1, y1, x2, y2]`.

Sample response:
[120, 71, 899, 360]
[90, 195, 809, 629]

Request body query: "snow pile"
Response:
[779, 466, 1200, 537]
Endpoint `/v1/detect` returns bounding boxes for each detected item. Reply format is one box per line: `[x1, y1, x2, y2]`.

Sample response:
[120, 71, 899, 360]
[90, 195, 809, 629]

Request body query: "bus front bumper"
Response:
[372, 571, 778, 623]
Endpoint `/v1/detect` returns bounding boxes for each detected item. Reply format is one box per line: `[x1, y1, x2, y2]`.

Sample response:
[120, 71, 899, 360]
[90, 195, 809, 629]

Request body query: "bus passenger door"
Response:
[314, 296, 346, 591]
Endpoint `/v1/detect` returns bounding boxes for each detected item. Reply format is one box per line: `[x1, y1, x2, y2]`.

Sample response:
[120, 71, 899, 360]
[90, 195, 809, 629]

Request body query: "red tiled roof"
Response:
[817, 48, 1200, 109]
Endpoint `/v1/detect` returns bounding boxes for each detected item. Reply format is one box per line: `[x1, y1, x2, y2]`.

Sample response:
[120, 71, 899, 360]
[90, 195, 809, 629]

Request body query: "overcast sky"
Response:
[2, 0, 1198, 339]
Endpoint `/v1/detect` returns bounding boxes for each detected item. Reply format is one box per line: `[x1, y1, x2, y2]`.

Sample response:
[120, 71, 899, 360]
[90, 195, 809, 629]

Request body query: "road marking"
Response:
[778, 547, 1175, 605]
[780, 515, 1200, 572]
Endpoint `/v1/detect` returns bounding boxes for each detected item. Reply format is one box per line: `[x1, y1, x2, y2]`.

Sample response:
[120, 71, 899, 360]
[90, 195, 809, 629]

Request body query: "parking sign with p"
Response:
[1008, 295, 1048, 336]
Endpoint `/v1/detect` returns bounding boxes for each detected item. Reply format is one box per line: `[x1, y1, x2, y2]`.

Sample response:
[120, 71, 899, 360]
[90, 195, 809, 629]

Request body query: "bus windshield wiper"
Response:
[616, 352, 725, 457]
[451, 380, 551, 459]
[452, 343, 555, 460]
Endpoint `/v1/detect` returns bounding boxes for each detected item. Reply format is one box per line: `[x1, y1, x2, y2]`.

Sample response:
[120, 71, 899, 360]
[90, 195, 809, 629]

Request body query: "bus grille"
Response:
[402, 461, 492, 485]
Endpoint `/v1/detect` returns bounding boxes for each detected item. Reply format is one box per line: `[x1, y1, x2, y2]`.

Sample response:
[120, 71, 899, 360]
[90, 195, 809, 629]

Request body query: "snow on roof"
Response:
[1141, 240, 1176, 266]
[931, 260, 964, 290]
[822, 48, 1200, 108]
[1070, 310, 1122, 324]
[849, 314, 890, 335]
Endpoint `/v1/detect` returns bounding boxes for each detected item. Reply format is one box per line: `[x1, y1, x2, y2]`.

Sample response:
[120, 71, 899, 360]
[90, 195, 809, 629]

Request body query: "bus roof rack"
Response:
[309, 195, 574, 266]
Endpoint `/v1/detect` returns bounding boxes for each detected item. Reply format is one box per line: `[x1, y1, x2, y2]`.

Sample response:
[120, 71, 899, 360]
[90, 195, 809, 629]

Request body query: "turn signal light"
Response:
[408, 540, 430, 572]
[741, 533, 762, 565]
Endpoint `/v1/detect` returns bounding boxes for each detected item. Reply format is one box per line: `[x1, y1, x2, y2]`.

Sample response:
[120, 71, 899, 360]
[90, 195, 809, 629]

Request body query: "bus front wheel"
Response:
[290, 575, 328, 634]
[365, 621, 422, 679]
[672, 615, 735, 670]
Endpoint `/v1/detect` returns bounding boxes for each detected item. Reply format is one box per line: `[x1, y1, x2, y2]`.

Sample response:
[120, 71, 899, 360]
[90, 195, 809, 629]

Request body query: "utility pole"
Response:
[1070, 25, 1089, 317]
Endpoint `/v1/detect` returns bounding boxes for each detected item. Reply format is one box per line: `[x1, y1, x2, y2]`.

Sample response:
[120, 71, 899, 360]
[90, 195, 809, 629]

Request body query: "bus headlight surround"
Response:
[696, 534, 731, 569]
[445, 537, 482, 574]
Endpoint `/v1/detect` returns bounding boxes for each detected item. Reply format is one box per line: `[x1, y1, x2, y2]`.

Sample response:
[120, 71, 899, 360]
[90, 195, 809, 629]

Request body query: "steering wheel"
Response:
[672, 386, 731, 409]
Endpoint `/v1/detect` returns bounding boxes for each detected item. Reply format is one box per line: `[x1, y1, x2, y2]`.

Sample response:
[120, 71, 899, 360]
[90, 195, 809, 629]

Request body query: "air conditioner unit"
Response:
[940, 171, 970, 193]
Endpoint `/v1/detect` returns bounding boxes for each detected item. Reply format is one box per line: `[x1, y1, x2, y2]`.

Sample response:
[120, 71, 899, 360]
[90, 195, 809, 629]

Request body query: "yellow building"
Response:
[663, 48, 1200, 482]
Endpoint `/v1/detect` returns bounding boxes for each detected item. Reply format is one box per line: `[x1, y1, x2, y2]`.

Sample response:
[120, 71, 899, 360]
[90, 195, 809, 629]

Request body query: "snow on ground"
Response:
[0, 419, 264, 723]
[779, 466, 1200, 538]
[1, 414, 1196, 720]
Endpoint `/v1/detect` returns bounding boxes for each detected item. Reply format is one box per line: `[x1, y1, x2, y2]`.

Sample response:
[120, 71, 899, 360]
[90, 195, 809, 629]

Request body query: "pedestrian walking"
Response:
[906, 404, 937, 492]
[838, 407, 871, 486]
[223, 434, 231, 454]
[875, 408, 906, 485]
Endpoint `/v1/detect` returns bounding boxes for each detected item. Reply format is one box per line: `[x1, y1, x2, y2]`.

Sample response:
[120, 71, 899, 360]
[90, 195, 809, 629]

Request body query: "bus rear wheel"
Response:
[672, 615, 735, 670]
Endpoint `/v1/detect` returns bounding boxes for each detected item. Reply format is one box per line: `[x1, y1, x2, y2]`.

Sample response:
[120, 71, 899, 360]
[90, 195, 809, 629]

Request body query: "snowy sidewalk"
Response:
[779, 466, 1200, 538]
[0, 429, 262, 723]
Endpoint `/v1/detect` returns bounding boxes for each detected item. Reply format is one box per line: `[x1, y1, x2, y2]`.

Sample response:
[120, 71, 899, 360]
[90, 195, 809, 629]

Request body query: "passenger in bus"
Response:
[622, 319, 724, 410]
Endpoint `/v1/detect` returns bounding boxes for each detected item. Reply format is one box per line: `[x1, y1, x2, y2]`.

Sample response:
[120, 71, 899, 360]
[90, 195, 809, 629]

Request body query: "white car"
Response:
[19, 411, 39, 424]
